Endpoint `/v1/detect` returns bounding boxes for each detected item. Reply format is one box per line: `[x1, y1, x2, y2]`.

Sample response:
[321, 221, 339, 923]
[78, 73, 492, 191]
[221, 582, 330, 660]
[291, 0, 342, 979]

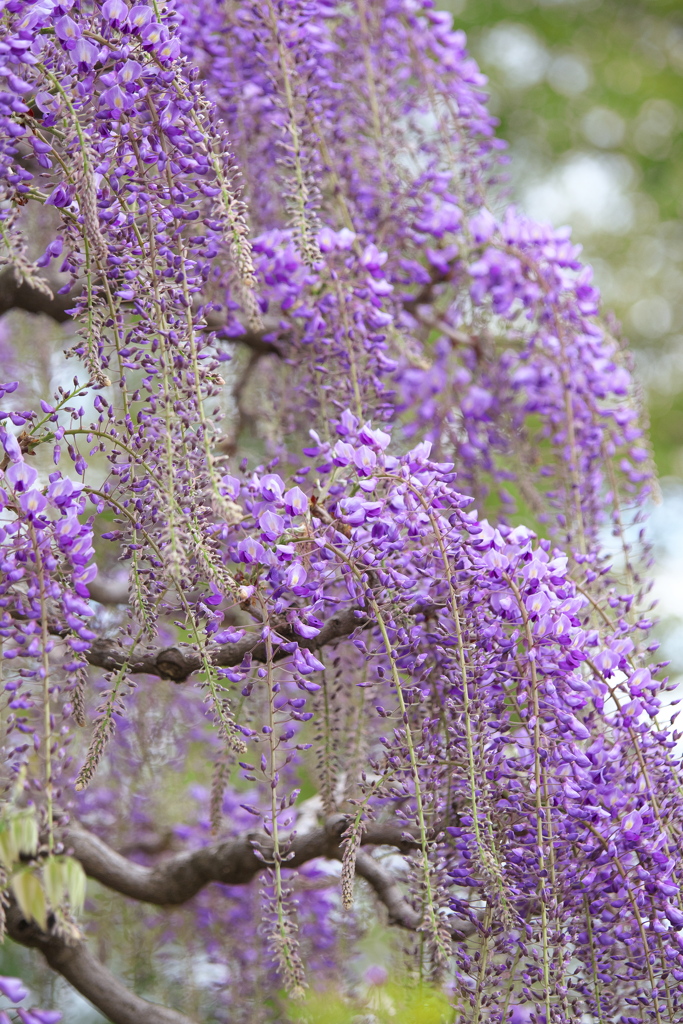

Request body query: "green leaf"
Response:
[63, 857, 86, 916]
[42, 856, 66, 909]
[41, 856, 86, 915]
[11, 868, 47, 930]
[0, 822, 17, 870]
[12, 810, 38, 858]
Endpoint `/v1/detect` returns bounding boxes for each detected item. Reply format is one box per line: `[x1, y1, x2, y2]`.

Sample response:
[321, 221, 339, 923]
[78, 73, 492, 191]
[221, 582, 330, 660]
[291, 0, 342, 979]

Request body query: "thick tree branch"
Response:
[0, 265, 75, 321]
[352, 850, 475, 938]
[401, 268, 450, 316]
[65, 815, 420, 906]
[66, 817, 475, 942]
[352, 849, 422, 930]
[77, 602, 444, 682]
[86, 574, 130, 605]
[202, 308, 283, 356]
[8, 817, 452, 1024]
[84, 605, 369, 682]
[0, 263, 282, 355]
[5, 899, 197, 1024]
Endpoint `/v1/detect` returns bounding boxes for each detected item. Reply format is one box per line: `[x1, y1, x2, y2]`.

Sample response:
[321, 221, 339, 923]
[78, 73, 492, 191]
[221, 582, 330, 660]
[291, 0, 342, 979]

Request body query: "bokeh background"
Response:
[445, 0, 683, 675]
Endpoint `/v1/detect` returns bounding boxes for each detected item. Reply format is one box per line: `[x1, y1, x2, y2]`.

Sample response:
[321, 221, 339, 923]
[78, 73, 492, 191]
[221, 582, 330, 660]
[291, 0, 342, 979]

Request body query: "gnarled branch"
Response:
[0, 263, 282, 356]
[84, 605, 369, 682]
[5, 898, 197, 1024]
[352, 850, 475, 938]
[351, 849, 422, 930]
[86, 574, 130, 606]
[14, 815, 463, 1024]
[0, 265, 75, 322]
[7, 816, 453, 1024]
[65, 814, 420, 906]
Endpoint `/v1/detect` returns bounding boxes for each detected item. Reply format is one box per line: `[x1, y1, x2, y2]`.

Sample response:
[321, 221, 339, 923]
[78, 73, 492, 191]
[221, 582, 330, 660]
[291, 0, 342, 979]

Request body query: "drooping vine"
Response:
[0, 2, 675, 1023]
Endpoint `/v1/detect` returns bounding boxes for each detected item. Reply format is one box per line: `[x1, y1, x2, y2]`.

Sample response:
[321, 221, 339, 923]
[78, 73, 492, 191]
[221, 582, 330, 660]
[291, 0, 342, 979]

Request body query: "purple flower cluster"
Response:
[0, 420, 95, 801]
[0, 975, 60, 1024]
[0, 0, 673, 1020]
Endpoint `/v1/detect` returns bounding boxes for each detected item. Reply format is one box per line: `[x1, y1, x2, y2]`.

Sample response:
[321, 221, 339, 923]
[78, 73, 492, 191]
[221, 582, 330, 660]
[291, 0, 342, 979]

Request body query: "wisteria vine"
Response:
[0, 1, 674, 1022]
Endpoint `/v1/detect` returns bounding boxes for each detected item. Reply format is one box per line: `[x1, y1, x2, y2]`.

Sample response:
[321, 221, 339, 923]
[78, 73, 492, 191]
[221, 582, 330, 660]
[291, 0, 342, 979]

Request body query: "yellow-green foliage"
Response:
[286, 981, 453, 1024]
[0, 804, 86, 931]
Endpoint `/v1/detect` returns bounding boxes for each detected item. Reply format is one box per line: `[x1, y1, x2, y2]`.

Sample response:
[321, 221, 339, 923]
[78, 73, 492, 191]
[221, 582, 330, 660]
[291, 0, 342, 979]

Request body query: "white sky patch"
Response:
[630, 296, 672, 338]
[642, 484, 683, 672]
[597, 485, 683, 673]
[581, 106, 626, 149]
[481, 23, 550, 89]
[547, 53, 592, 96]
[520, 151, 636, 235]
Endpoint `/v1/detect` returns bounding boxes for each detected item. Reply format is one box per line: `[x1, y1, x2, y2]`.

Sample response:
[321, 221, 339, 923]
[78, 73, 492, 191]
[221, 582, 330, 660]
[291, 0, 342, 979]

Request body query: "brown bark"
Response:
[83, 606, 369, 682]
[0, 263, 282, 355]
[65, 815, 420, 905]
[7, 815, 465, 1024]
[5, 899, 198, 1024]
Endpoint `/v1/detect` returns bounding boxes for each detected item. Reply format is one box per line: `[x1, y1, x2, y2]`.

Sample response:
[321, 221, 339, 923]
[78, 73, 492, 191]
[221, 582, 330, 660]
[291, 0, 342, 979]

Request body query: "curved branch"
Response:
[401, 267, 450, 316]
[86, 574, 130, 605]
[65, 815, 419, 906]
[352, 849, 422, 930]
[203, 308, 283, 356]
[0, 265, 76, 322]
[85, 605, 369, 682]
[5, 899, 197, 1024]
[78, 602, 442, 682]
[353, 850, 475, 938]
[28, 816, 464, 1022]
[0, 263, 282, 356]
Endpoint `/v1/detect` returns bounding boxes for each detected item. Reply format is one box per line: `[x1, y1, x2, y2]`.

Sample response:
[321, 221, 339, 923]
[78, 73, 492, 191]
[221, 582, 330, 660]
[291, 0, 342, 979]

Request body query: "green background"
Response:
[446, 0, 683, 479]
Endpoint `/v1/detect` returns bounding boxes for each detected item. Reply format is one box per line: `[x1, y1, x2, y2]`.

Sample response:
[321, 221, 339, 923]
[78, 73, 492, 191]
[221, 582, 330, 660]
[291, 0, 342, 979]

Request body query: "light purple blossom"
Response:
[0, 977, 28, 1003]
[5, 462, 38, 491]
[283, 563, 307, 590]
[259, 509, 285, 542]
[283, 486, 308, 516]
[102, 0, 129, 29]
[55, 15, 81, 49]
[236, 537, 265, 564]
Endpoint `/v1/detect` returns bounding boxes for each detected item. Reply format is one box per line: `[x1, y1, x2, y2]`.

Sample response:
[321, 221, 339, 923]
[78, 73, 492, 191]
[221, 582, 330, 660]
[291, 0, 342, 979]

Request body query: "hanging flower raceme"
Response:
[0, 420, 96, 855]
[0, 1, 675, 1022]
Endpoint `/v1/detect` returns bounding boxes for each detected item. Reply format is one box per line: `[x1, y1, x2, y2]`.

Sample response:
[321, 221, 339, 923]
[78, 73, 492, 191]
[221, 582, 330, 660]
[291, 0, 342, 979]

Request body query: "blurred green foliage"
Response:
[285, 980, 454, 1024]
[446, 0, 683, 479]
